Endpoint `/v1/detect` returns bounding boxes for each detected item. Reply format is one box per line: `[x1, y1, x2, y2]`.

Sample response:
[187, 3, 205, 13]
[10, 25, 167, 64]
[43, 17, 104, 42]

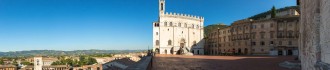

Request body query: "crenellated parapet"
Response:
[162, 12, 204, 21]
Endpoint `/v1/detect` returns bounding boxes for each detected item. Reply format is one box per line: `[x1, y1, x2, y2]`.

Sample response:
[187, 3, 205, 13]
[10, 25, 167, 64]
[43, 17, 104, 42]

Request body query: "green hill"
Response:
[204, 23, 227, 37]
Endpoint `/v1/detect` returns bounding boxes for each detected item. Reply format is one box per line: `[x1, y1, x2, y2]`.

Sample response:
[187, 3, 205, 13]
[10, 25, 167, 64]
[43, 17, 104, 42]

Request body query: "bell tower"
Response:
[159, 0, 165, 15]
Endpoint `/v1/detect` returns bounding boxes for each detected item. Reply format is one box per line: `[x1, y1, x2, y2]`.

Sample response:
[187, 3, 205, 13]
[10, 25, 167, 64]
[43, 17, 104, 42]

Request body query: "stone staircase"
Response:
[182, 47, 193, 56]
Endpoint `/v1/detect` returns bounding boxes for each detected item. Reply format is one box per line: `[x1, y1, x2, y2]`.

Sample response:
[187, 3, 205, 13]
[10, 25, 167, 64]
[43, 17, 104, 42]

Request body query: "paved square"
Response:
[152, 55, 298, 70]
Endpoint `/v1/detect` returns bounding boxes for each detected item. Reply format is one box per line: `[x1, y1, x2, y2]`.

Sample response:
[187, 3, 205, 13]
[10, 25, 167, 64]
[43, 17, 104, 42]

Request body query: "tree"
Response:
[12, 60, 18, 66]
[52, 56, 97, 67]
[21, 61, 33, 65]
[0, 59, 4, 65]
[271, 6, 276, 18]
[87, 57, 97, 65]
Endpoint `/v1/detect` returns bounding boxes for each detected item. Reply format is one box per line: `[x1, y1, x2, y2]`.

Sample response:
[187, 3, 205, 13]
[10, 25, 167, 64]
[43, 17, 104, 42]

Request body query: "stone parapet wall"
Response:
[161, 12, 204, 21]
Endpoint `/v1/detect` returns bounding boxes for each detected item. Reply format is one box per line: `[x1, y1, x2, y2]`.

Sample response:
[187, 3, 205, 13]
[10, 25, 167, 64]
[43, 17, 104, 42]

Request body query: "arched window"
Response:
[169, 22, 173, 26]
[178, 23, 181, 27]
[184, 23, 187, 27]
[191, 24, 194, 28]
[168, 40, 172, 45]
[156, 40, 159, 46]
[164, 22, 167, 26]
[154, 23, 159, 27]
[196, 25, 199, 29]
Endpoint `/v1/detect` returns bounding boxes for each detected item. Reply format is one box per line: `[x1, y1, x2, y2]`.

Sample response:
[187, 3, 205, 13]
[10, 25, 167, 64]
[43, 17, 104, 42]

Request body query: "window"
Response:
[288, 41, 292, 45]
[168, 40, 172, 45]
[245, 25, 249, 29]
[161, 3, 164, 10]
[260, 32, 265, 39]
[261, 41, 265, 46]
[178, 23, 181, 27]
[251, 32, 256, 39]
[270, 31, 274, 38]
[156, 32, 158, 35]
[288, 31, 293, 38]
[251, 25, 257, 29]
[154, 23, 159, 27]
[219, 37, 221, 42]
[261, 24, 264, 28]
[270, 41, 274, 44]
[184, 23, 187, 27]
[261, 49, 264, 52]
[197, 25, 199, 29]
[192, 24, 194, 28]
[278, 31, 284, 38]
[156, 40, 159, 46]
[279, 41, 282, 45]
[252, 42, 256, 46]
[164, 22, 167, 26]
[223, 37, 226, 42]
[169, 22, 173, 26]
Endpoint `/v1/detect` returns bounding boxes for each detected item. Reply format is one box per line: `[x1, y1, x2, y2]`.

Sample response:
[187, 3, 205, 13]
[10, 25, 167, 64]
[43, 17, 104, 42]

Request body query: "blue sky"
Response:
[0, 0, 296, 52]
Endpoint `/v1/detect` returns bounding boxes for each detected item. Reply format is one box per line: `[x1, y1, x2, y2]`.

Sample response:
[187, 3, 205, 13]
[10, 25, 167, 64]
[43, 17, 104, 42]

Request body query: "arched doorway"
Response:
[238, 48, 242, 54]
[232, 48, 236, 54]
[177, 38, 186, 55]
[244, 48, 248, 55]
[165, 49, 167, 54]
[197, 50, 200, 54]
[288, 49, 293, 55]
[170, 47, 174, 54]
[155, 48, 160, 54]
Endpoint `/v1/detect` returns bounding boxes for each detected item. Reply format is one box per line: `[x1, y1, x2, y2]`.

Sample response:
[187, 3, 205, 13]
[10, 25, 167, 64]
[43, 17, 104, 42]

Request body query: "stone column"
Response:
[300, 0, 330, 70]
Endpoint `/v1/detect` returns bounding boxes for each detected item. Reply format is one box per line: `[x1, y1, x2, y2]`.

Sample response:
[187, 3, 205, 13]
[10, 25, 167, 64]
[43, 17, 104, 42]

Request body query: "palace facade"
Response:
[206, 6, 300, 56]
[153, 0, 205, 55]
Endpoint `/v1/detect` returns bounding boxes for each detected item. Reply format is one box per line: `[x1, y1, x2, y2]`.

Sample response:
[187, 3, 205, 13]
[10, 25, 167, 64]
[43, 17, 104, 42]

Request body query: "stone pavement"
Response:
[152, 54, 299, 70]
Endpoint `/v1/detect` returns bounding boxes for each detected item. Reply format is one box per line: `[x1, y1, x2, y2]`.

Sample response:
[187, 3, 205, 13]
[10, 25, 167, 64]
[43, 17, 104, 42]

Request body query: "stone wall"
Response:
[299, 0, 330, 70]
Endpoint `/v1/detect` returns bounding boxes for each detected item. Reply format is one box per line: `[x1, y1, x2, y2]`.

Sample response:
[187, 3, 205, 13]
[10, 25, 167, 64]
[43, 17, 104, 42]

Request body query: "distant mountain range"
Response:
[0, 50, 146, 57]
